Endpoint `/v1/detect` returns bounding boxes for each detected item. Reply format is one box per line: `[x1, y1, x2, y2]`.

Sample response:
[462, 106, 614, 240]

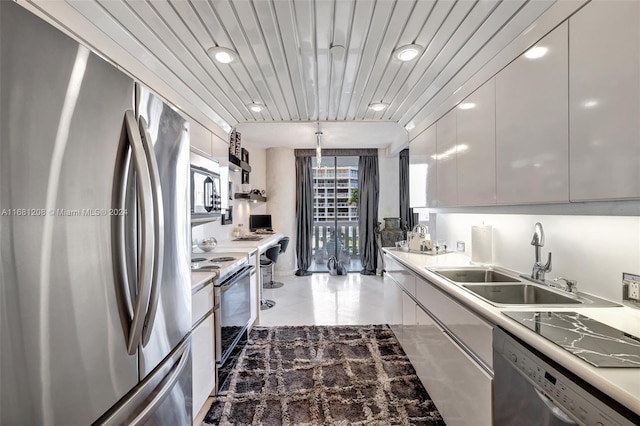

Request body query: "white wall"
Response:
[191, 146, 267, 246]
[266, 148, 296, 275]
[435, 213, 640, 303]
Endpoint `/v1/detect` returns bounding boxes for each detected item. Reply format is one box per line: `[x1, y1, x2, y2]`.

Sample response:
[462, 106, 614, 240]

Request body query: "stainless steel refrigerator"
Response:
[1, 2, 192, 425]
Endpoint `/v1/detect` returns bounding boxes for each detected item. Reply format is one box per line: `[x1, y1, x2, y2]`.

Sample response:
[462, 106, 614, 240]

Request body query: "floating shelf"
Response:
[229, 155, 251, 172]
[234, 192, 267, 202]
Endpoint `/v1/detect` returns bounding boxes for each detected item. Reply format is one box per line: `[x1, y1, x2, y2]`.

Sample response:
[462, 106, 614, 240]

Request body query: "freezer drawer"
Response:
[95, 337, 192, 426]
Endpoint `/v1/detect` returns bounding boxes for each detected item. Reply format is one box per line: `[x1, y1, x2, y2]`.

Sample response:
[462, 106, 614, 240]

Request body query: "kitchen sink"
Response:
[462, 283, 581, 305]
[430, 267, 521, 283]
[428, 266, 621, 307]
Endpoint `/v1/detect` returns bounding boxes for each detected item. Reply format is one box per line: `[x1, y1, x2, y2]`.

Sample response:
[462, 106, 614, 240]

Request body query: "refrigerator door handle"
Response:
[129, 342, 190, 426]
[138, 117, 164, 347]
[119, 109, 155, 355]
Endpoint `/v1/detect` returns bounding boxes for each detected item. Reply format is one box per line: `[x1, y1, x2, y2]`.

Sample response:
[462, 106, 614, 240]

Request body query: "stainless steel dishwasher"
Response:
[493, 327, 638, 426]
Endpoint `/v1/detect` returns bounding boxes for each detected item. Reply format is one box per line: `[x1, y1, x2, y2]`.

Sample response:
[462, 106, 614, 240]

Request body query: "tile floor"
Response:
[259, 272, 388, 326]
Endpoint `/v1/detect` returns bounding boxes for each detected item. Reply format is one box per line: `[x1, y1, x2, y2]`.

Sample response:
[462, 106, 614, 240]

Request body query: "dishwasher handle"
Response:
[534, 388, 577, 424]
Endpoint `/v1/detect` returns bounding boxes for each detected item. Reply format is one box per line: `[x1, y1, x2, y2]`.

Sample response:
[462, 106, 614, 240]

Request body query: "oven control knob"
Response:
[509, 353, 517, 363]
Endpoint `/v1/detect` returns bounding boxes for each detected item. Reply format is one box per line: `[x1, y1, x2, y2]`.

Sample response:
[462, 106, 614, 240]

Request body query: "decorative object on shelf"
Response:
[380, 217, 405, 248]
[241, 183, 251, 192]
[222, 206, 233, 225]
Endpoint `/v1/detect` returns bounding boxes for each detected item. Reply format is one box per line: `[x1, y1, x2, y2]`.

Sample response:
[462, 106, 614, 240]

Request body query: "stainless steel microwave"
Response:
[190, 152, 221, 223]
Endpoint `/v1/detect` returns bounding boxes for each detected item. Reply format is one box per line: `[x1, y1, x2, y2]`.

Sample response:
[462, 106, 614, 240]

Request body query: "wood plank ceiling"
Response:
[26, 0, 555, 138]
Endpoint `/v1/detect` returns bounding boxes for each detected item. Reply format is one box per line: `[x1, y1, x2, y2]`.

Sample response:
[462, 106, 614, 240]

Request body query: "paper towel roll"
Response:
[471, 225, 493, 264]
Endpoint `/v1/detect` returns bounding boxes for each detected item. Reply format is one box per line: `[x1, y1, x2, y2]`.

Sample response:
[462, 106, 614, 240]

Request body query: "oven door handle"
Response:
[533, 388, 576, 424]
[218, 266, 254, 291]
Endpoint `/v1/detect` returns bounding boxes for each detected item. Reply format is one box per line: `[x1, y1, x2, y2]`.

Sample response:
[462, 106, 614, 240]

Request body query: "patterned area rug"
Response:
[204, 325, 445, 425]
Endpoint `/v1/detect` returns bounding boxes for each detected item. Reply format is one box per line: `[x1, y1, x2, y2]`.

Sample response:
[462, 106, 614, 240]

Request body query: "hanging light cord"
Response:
[315, 122, 322, 166]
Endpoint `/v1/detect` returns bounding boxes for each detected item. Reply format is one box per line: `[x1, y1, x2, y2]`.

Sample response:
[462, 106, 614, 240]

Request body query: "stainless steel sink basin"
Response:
[428, 266, 621, 307]
[462, 283, 581, 305]
[430, 267, 521, 283]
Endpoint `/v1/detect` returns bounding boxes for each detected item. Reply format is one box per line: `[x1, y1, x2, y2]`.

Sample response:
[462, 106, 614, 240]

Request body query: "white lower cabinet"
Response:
[416, 277, 493, 368]
[383, 257, 494, 426]
[192, 314, 215, 420]
[191, 283, 215, 420]
[402, 310, 493, 426]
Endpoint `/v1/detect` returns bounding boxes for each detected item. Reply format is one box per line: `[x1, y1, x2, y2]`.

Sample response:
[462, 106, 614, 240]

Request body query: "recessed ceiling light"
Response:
[393, 44, 423, 62]
[247, 102, 265, 113]
[330, 45, 345, 58]
[458, 102, 476, 110]
[207, 46, 238, 64]
[368, 103, 388, 112]
[524, 46, 548, 59]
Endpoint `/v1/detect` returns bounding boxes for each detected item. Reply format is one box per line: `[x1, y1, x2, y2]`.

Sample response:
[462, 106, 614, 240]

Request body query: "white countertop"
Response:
[191, 270, 217, 292]
[214, 232, 285, 253]
[382, 248, 640, 416]
[190, 234, 283, 290]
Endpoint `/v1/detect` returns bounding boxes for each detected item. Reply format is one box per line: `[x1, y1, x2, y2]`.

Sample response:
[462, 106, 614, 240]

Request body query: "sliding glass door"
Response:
[310, 156, 360, 273]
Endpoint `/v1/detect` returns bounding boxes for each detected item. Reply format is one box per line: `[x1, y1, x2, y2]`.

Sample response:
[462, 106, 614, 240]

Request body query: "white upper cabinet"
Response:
[409, 125, 437, 208]
[495, 22, 569, 204]
[436, 109, 458, 207]
[189, 120, 213, 157]
[456, 78, 496, 206]
[569, 1, 640, 201]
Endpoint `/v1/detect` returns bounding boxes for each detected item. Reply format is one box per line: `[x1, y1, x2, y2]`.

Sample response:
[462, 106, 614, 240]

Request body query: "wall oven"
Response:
[190, 152, 221, 223]
[214, 264, 254, 392]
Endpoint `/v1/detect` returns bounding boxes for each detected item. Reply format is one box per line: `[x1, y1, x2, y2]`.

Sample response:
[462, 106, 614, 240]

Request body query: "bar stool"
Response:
[260, 245, 280, 310]
[263, 237, 289, 289]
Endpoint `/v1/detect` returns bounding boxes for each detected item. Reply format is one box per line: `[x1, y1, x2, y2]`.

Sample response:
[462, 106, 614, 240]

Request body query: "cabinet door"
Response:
[409, 125, 437, 208]
[401, 291, 416, 326]
[192, 315, 215, 419]
[403, 307, 492, 426]
[190, 120, 213, 157]
[569, 1, 640, 201]
[457, 78, 497, 206]
[496, 22, 569, 204]
[436, 109, 458, 207]
[384, 254, 416, 296]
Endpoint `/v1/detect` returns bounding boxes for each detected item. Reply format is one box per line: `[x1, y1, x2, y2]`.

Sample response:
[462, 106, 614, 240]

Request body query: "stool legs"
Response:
[263, 262, 284, 289]
[260, 263, 276, 310]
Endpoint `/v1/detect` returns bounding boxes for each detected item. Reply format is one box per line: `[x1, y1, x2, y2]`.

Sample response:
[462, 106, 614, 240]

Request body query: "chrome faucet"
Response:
[530, 222, 552, 281]
[554, 277, 578, 293]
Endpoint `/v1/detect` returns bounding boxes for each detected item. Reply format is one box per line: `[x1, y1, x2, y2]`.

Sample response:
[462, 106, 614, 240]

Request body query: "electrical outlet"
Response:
[629, 282, 640, 301]
[456, 241, 466, 252]
[623, 272, 640, 304]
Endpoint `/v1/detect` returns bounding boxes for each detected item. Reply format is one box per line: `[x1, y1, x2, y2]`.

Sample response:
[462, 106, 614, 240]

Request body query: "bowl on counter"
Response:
[197, 237, 217, 252]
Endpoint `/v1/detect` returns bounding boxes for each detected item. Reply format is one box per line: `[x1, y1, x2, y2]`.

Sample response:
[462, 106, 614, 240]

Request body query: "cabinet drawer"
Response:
[402, 315, 492, 426]
[384, 254, 416, 296]
[192, 283, 213, 325]
[416, 278, 493, 368]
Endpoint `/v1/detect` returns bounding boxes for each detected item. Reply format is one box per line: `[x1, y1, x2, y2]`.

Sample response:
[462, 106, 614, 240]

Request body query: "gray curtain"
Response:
[399, 149, 415, 233]
[358, 155, 379, 275]
[294, 156, 313, 276]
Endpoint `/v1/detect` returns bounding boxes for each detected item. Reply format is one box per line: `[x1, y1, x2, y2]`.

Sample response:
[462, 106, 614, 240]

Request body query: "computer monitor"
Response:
[249, 214, 272, 231]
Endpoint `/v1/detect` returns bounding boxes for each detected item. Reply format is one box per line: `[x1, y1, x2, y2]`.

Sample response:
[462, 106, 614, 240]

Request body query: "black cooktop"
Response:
[503, 311, 640, 368]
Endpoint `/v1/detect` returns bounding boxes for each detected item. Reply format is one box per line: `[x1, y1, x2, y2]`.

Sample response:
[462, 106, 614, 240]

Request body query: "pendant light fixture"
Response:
[315, 122, 323, 167]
